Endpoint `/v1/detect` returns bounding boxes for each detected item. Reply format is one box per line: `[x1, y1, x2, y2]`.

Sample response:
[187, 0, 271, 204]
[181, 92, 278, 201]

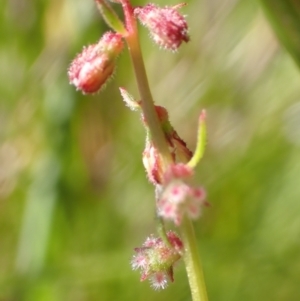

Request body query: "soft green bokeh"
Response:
[1, 0, 300, 300]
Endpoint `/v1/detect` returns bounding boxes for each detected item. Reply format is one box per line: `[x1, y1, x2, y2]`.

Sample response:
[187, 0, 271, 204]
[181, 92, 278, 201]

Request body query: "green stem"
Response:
[156, 215, 172, 248]
[180, 216, 209, 301]
[124, 14, 173, 166]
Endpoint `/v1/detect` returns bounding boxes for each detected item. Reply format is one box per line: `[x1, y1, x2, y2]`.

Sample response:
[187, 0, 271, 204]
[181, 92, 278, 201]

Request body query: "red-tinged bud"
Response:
[143, 139, 165, 185]
[142, 105, 193, 185]
[134, 3, 189, 51]
[131, 231, 183, 290]
[68, 32, 124, 94]
[151, 106, 193, 163]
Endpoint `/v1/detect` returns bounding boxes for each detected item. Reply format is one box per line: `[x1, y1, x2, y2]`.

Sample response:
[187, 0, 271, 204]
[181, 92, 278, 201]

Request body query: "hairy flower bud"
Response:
[68, 32, 123, 94]
[143, 139, 165, 185]
[134, 3, 189, 51]
[131, 231, 183, 290]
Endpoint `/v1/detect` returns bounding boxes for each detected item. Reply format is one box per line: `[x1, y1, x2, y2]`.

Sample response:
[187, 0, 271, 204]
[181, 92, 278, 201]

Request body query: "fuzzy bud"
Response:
[131, 231, 183, 290]
[143, 138, 165, 185]
[68, 32, 124, 94]
[134, 3, 189, 51]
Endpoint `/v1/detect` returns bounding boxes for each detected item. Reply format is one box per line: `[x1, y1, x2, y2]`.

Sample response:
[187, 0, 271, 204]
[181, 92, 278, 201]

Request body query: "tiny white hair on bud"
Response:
[149, 272, 168, 290]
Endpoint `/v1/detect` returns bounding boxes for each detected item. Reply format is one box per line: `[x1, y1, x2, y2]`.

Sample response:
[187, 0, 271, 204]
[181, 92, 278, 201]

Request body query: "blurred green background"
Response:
[1, 0, 300, 300]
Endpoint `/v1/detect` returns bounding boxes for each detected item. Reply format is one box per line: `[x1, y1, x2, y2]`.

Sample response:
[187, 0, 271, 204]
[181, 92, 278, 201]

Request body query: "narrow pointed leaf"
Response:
[187, 110, 206, 169]
[95, 0, 127, 34]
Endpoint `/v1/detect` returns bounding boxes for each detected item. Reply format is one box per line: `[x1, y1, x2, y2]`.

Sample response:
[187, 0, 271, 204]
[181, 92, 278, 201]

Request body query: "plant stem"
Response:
[180, 216, 209, 301]
[123, 3, 208, 300]
[124, 7, 173, 166]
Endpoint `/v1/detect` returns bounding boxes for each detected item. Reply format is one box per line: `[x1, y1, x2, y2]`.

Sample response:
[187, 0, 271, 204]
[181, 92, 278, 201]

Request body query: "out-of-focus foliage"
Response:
[1, 0, 300, 300]
[260, 0, 300, 68]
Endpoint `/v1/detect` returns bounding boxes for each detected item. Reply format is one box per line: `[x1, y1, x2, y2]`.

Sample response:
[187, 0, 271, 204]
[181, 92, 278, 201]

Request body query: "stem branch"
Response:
[122, 3, 208, 300]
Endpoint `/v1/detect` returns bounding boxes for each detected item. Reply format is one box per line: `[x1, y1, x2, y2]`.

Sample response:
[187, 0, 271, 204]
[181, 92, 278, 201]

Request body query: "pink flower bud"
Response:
[142, 139, 165, 185]
[134, 3, 189, 51]
[68, 32, 124, 94]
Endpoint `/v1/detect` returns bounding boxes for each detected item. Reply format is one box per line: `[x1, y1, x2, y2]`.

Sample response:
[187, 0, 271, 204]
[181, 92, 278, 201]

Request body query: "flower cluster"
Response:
[140, 106, 208, 225]
[119, 91, 208, 226]
[157, 164, 207, 225]
[131, 231, 183, 290]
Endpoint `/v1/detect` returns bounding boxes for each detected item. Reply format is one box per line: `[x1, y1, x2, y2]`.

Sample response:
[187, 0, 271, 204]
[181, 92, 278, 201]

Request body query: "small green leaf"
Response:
[95, 0, 127, 35]
[119, 87, 140, 111]
[187, 110, 206, 169]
